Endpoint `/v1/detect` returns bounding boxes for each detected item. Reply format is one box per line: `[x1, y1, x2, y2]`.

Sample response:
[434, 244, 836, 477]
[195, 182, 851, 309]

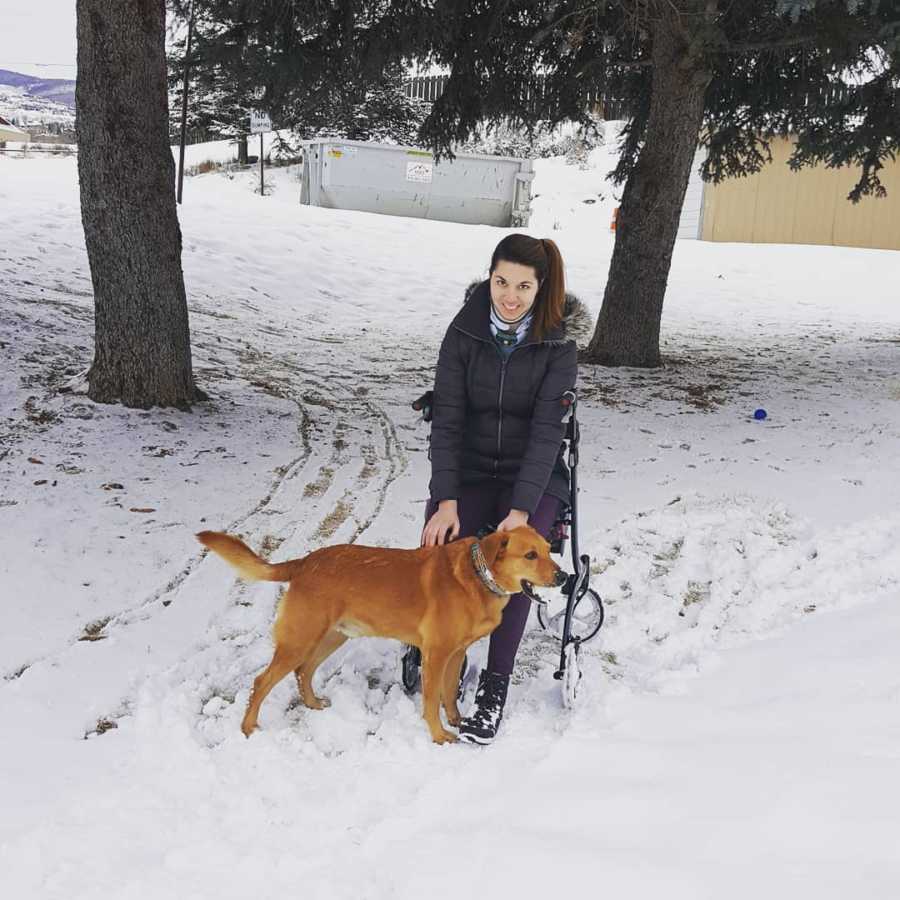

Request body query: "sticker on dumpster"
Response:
[406, 162, 433, 183]
[328, 149, 343, 158]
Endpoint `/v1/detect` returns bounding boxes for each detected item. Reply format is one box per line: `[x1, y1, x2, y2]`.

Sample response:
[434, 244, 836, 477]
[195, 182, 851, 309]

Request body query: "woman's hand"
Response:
[421, 499, 461, 546]
[497, 508, 529, 533]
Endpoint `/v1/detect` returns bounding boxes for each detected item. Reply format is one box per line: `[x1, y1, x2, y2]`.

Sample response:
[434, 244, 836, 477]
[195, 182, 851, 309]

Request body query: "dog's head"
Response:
[480, 526, 567, 603]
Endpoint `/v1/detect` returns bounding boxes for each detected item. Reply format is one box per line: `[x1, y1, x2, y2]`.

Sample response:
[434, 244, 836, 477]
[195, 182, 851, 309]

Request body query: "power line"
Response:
[0, 61, 75, 66]
[0, 61, 77, 72]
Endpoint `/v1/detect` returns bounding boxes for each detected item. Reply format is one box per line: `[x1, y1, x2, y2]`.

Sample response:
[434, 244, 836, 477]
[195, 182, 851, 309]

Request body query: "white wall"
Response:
[677, 148, 706, 239]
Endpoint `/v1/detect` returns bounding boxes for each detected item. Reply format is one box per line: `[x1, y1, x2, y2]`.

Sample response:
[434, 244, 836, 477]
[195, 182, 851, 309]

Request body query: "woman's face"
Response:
[490, 260, 541, 323]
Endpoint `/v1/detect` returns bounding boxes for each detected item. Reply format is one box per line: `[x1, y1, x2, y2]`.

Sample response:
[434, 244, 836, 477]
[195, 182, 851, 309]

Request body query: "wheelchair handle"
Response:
[412, 390, 434, 423]
[412, 390, 433, 411]
[416, 388, 573, 415]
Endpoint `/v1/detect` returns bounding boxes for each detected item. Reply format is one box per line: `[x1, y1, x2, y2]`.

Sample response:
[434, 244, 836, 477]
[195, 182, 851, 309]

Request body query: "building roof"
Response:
[0, 115, 30, 140]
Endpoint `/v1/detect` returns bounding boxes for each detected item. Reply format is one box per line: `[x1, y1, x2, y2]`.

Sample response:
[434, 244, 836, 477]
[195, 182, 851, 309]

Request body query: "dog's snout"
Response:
[554, 567, 568, 587]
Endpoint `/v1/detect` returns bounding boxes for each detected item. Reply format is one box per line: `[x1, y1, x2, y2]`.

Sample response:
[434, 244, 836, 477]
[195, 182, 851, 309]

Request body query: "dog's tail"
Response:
[196, 531, 297, 582]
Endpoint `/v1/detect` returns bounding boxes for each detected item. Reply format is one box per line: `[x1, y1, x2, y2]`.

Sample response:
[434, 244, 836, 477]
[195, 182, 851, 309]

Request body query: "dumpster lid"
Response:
[298, 137, 534, 169]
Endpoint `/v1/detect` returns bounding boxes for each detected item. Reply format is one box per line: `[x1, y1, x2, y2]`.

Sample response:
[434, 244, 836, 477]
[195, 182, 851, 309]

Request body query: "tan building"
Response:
[0, 115, 30, 143]
[697, 135, 900, 251]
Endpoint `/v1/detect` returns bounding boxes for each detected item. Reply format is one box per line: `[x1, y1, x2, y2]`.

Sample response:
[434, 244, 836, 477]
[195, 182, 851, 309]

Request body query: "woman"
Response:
[421, 233, 578, 744]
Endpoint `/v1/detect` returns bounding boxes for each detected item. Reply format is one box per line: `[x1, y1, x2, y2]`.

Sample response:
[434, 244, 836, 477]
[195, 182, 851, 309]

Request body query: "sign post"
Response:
[249, 108, 272, 196]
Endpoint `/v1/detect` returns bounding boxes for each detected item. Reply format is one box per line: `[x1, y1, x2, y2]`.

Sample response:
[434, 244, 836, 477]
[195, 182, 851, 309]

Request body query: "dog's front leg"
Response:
[441, 647, 467, 728]
[421, 648, 458, 744]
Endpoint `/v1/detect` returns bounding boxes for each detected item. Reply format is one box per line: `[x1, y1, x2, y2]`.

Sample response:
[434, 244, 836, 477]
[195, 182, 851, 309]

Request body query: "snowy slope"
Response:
[1, 143, 899, 899]
[0, 68, 75, 106]
[0, 75, 75, 129]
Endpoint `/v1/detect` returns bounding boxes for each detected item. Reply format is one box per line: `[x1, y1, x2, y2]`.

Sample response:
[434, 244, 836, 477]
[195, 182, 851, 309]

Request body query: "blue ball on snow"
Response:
[753, 408, 768, 421]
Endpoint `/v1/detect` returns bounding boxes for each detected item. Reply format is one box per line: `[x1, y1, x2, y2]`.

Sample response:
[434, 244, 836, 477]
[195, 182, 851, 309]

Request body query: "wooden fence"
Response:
[403, 75, 628, 120]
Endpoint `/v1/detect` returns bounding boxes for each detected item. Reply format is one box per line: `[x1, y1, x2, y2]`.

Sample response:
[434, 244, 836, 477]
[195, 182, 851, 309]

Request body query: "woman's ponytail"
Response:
[535, 238, 566, 341]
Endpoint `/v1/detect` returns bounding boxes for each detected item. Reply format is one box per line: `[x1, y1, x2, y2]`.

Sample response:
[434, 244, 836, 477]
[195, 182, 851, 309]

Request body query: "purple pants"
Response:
[425, 484, 562, 676]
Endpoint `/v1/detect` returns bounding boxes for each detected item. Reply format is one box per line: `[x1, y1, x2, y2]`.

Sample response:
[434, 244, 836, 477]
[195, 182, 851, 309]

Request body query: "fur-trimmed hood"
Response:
[462, 279, 593, 348]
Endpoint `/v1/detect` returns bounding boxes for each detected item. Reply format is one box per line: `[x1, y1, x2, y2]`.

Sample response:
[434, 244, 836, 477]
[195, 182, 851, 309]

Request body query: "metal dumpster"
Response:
[300, 139, 534, 228]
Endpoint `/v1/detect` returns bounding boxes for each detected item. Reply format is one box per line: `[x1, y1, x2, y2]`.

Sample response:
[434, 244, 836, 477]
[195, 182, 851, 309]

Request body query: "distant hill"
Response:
[0, 69, 76, 109]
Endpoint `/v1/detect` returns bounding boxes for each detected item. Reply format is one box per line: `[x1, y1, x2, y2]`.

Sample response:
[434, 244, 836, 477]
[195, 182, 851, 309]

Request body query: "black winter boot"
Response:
[458, 670, 510, 745]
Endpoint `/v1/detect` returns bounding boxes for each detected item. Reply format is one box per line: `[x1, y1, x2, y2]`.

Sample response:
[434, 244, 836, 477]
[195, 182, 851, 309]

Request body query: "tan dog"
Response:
[197, 527, 566, 743]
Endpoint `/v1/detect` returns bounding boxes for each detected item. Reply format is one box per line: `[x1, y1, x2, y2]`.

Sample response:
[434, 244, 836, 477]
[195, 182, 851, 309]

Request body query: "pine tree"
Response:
[167, 2, 432, 144]
[393, 0, 898, 367]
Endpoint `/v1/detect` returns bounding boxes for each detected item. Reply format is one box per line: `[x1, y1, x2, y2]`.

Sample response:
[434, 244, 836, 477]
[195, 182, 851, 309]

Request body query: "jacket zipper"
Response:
[496, 356, 506, 474]
[454, 323, 530, 478]
[495, 343, 526, 475]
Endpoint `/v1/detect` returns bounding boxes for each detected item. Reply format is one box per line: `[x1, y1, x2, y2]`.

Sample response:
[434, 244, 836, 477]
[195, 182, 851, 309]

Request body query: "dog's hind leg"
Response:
[421, 647, 458, 744]
[440, 647, 467, 728]
[295, 629, 348, 710]
[241, 617, 331, 736]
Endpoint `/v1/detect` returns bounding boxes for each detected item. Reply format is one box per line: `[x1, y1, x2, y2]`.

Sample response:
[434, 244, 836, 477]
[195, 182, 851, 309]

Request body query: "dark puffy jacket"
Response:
[429, 280, 578, 515]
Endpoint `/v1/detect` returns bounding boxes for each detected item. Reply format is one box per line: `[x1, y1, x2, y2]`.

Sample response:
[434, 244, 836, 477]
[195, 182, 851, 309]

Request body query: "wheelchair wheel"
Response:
[401, 646, 469, 698]
[537, 587, 604, 644]
[561, 641, 582, 709]
[401, 645, 421, 694]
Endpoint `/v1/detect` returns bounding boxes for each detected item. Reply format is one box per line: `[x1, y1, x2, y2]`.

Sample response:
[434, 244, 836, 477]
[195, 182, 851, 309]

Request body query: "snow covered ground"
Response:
[1, 140, 899, 899]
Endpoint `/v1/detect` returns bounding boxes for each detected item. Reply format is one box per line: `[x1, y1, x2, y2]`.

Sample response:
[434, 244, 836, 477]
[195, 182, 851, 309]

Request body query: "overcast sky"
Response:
[0, 0, 77, 78]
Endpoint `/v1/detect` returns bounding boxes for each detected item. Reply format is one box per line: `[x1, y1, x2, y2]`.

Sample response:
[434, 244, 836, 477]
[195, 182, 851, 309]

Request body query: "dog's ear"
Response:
[482, 532, 510, 568]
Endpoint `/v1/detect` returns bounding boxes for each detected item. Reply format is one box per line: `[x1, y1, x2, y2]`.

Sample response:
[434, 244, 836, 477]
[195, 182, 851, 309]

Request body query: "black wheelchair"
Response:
[401, 388, 604, 708]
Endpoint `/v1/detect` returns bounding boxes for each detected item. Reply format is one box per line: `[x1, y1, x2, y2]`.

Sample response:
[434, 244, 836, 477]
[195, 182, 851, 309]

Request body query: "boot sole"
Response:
[458, 731, 495, 746]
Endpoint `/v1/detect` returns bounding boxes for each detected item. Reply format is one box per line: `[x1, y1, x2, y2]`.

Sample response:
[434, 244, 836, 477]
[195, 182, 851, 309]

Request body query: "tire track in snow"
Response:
[2, 299, 405, 692]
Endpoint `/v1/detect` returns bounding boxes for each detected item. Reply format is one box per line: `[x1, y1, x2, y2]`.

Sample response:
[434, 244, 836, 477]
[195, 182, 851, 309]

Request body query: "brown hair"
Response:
[489, 234, 566, 341]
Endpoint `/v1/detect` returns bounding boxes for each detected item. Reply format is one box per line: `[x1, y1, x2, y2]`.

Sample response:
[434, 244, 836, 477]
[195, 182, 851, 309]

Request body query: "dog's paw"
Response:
[305, 697, 331, 711]
[432, 729, 459, 745]
[240, 718, 258, 738]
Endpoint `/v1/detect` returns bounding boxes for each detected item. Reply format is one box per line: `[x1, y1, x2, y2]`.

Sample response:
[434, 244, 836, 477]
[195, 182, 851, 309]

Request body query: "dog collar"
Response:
[470, 541, 511, 597]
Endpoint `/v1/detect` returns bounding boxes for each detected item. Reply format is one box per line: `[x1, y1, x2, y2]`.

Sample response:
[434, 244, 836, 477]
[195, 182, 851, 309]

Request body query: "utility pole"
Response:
[176, 0, 195, 204]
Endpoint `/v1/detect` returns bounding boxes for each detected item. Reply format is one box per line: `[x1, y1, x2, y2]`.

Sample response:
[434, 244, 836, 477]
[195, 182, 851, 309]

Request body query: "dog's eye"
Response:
[525, 550, 538, 560]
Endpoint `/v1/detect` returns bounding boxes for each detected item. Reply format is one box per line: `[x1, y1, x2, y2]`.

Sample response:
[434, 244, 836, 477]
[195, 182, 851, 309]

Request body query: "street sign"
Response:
[249, 109, 272, 134]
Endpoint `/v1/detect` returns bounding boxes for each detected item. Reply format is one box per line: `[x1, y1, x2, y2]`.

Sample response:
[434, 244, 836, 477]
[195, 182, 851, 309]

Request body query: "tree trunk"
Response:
[237, 134, 248, 165]
[585, 4, 714, 368]
[77, 0, 200, 409]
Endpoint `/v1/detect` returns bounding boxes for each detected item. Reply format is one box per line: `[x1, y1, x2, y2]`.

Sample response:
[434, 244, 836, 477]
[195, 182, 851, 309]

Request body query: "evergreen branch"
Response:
[532, 4, 598, 45]
[712, 33, 820, 53]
